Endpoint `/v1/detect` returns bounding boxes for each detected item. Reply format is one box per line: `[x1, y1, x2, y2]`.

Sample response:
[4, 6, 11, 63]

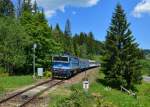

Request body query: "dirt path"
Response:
[64, 67, 99, 84]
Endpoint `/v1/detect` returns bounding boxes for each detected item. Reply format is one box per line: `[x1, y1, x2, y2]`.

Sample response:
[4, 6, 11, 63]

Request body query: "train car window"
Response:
[53, 56, 69, 62]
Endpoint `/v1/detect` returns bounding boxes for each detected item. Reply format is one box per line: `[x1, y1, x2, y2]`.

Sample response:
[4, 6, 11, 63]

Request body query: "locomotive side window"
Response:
[53, 56, 69, 62]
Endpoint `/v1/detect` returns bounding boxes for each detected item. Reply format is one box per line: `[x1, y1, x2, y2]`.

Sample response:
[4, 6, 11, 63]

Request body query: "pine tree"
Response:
[64, 19, 73, 54]
[79, 44, 88, 58]
[52, 24, 62, 43]
[79, 32, 86, 45]
[0, 0, 15, 17]
[102, 4, 142, 89]
[51, 24, 64, 53]
[87, 32, 95, 58]
[64, 19, 72, 36]
[73, 34, 80, 56]
[22, 0, 32, 12]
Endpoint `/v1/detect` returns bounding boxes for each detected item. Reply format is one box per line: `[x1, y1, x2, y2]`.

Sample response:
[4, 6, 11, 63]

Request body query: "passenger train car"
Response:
[52, 55, 100, 78]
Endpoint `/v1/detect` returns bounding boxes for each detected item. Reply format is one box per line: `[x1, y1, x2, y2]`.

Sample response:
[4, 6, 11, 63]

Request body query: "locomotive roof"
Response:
[53, 55, 79, 58]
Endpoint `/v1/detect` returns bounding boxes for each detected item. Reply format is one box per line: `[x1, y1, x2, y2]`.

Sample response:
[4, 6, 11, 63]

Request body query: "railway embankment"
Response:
[48, 68, 150, 107]
[0, 76, 37, 95]
[0, 76, 51, 95]
[0, 79, 63, 107]
[24, 67, 100, 107]
[1, 67, 149, 107]
[0, 67, 99, 107]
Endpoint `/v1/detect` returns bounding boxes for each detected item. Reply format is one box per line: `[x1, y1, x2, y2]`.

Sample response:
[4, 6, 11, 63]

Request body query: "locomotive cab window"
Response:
[53, 56, 69, 63]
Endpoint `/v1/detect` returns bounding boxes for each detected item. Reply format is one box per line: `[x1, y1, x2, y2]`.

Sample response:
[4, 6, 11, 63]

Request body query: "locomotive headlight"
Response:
[53, 68, 57, 72]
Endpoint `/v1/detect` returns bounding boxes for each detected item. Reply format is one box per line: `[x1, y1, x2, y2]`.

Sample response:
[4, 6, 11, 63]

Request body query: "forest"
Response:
[0, 0, 104, 75]
[0, 1, 150, 107]
[0, 0, 148, 89]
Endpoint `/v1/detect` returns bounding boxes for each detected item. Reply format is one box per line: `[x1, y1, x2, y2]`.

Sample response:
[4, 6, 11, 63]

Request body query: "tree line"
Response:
[0, 0, 104, 75]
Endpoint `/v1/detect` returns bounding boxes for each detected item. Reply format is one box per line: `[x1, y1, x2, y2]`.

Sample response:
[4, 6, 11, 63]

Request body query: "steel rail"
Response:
[19, 80, 64, 107]
[0, 79, 54, 104]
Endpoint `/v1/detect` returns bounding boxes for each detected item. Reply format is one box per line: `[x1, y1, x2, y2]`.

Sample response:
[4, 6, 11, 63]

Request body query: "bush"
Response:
[54, 87, 116, 107]
[56, 90, 94, 107]
[44, 71, 52, 78]
[0, 67, 8, 77]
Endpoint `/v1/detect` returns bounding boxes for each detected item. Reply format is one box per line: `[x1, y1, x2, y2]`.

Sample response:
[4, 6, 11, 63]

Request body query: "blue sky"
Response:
[13, 0, 150, 49]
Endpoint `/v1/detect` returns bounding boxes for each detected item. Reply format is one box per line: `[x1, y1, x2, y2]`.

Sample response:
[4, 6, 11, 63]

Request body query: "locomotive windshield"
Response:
[53, 56, 69, 62]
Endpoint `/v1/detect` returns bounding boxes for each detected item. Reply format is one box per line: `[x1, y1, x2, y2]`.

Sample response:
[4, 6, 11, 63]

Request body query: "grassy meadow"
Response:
[140, 59, 150, 76]
[0, 76, 36, 94]
[48, 69, 150, 107]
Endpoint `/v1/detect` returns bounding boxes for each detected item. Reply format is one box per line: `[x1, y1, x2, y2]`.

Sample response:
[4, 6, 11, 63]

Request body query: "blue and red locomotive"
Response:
[52, 55, 99, 78]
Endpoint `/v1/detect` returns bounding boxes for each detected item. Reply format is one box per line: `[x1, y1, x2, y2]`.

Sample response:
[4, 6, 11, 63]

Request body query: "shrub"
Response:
[54, 87, 116, 107]
[0, 67, 9, 77]
[56, 90, 94, 107]
[44, 71, 52, 78]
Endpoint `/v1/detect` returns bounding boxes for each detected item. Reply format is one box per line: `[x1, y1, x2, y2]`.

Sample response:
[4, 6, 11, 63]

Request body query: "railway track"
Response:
[0, 79, 64, 107]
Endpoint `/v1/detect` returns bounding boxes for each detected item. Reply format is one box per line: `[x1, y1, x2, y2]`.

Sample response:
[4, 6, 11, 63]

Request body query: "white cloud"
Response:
[133, 0, 150, 18]
[45, 10, 56, 18]
[32, 0, 100, 18]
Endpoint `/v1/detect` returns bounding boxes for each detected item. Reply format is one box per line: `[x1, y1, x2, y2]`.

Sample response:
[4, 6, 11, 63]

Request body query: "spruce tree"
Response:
[52, 24, 62, 43]
[102, 4, 142, 89]
[87, 32, 95, 58]
[22, 0, 32, 12]
[51, 24, 64, 53]
[73, 34, 80, 56]
[64, 19, 72, 36]
[64, 19, 73, 54]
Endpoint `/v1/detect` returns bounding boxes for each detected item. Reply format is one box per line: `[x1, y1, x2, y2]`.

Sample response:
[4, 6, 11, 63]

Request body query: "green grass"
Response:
[0, 67, 8, 77]
[48, 84, 72, 107]
[140, 59, 150, 75]
[48, 59, 150, 107]
[49, 70, 150, 107]
[89, 71, 150, 107]
[0, 76, 36, 94]
[93, 55, 103, 62]
[89, 81, 150, 107]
